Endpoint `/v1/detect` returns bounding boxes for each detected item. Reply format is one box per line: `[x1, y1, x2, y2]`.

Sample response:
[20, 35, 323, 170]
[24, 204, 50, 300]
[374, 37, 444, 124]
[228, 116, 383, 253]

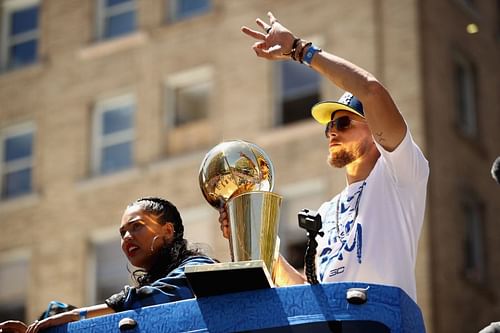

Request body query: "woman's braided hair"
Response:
[128, 196, 203, 286]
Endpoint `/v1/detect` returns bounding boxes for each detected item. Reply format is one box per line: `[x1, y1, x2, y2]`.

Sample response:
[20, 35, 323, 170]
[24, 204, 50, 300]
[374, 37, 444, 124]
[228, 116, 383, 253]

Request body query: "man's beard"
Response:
[327, 148, 356, 168]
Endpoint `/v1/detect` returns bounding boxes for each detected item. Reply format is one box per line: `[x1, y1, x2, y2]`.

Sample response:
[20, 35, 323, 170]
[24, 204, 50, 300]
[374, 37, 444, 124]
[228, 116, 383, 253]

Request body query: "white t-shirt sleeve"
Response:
[374, 128, 429, 185]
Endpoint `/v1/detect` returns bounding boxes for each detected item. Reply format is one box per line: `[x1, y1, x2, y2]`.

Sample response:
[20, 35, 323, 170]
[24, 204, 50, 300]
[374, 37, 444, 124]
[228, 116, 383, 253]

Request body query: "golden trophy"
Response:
[186, 140, 282, 297]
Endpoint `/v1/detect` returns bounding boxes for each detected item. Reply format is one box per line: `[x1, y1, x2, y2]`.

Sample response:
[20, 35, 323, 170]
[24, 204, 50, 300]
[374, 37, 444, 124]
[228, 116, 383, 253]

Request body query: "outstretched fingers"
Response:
[255, 18, 270, 32]
[241, 26, 266, 40]
[242, 12, 291, 61]
[267, 12, 278, 25]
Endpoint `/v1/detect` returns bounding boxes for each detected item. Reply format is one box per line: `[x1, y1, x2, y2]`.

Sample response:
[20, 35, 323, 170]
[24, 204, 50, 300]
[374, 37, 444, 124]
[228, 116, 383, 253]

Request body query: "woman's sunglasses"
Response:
[324, 116, 354, 137]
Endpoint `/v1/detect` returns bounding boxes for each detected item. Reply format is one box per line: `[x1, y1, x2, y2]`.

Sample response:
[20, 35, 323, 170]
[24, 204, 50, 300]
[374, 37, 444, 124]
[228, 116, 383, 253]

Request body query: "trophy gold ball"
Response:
[198, 140, 275, 208]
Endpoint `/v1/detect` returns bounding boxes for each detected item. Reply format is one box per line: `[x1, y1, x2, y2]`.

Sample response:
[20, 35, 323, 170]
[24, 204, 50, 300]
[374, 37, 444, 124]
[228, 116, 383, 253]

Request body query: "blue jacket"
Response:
[105, 255, 215, 311]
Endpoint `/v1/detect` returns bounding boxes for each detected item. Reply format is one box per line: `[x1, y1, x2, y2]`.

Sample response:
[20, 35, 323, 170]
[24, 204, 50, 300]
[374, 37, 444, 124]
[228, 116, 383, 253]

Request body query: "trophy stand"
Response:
[185, 260, 273, 298]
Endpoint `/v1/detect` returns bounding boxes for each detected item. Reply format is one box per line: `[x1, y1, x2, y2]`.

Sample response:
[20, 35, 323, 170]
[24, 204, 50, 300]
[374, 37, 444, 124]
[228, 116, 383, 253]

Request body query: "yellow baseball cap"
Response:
[311, 92, 365, 124]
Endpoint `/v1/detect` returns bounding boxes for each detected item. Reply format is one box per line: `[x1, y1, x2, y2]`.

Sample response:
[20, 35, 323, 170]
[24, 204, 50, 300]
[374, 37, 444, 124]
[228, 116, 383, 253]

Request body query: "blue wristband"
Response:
[303, 44, 322, 67]
[79, 309, 88, 320]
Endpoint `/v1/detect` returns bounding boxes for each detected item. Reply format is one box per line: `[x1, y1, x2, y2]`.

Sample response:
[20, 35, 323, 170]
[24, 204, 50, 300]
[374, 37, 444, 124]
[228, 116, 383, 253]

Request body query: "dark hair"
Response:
[127, 197, 203, 286]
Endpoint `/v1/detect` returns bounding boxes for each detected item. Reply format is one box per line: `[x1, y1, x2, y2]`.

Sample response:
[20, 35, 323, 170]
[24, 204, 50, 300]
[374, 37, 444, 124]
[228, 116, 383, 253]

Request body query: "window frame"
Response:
[0, 122, 35, 200]
[0, 0, 40, 71]
[91, 94, 135, 176]
[164, 65, 214, 128]
[95, 0, 136, 41]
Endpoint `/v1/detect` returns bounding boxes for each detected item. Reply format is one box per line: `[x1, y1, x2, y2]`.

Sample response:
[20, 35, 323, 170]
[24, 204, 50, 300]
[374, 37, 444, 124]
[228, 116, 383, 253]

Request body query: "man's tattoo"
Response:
[375, 131, 386, 143]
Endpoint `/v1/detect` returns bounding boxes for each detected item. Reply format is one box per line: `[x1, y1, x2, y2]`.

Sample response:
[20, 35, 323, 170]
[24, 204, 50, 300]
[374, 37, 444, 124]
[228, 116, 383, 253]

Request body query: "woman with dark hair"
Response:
[0, 197, 215, 333]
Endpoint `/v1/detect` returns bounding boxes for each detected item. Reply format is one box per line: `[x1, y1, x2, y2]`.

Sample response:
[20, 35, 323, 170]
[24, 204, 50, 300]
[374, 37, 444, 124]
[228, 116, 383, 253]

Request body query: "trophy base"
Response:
[185, 260, 273, 298]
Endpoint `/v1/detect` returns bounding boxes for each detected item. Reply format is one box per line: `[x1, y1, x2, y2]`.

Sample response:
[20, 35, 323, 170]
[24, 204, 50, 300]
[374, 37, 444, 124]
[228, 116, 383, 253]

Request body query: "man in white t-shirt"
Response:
[218, 12, 429, 301]
[311, 93, 428, 301]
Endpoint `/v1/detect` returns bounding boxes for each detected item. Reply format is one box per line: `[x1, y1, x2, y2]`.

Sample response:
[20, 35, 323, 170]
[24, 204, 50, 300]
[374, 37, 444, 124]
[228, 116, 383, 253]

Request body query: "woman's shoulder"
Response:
[156, 255, 215, 281]
[180, 255, 217, 267]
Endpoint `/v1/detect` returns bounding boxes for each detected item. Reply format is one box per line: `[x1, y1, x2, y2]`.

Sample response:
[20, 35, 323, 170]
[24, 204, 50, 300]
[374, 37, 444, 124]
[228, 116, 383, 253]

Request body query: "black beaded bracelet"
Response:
[283, 38, 300, 60]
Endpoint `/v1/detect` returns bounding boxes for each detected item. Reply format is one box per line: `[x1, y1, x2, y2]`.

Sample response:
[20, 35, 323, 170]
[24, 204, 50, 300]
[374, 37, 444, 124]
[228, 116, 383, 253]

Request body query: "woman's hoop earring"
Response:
[150, 235, 160, 252]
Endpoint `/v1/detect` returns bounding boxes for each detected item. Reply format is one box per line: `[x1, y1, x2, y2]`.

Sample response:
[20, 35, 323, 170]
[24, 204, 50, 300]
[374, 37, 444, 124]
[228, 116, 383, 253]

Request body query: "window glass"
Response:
[93, 97, 134, 175]
[174, 81, 211, 126]
[282, 62, 320, 94]
[279, 184, 324, 269]
[106, 0, 131, 6]
[0, 258, 28, 322]
[104, 11, 136, 39]
[102, 106, 133, 135]
[94, 239, 130, 303]
[11, 6, 38, 35]
[101, 142, 132, 174]
[98, 0, 136, 40]
[1, 128, 34, 199]
[4, 132, 33, 161]
[2, 168, 31, 198]
[9, 40, 38, 67]
[171, 0, 211, 20]
[463, 198, 485, 282]
[279, 61, 321, 125]
[453, 53, 478, 138]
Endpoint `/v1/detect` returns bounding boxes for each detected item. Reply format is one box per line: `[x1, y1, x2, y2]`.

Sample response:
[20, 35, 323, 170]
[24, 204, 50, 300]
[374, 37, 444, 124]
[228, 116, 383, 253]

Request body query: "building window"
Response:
[89, 238, 131, 304]
[463, 196, 486, 283]
[453, 52, 478, 138]
[0, 124, 34, 200]
[171, 81, 212, 126]
[165, 66, 213, 127]
[96, 0, 136, 40]
[276, 60, 321, 125]
[163, 66, 214, 155]
[168, 0, 211, 21]
[0, 255, 29, 322]
[92, 95, 135, 175]
[278, 180, 325, 269]
[0, 0, 40, 71]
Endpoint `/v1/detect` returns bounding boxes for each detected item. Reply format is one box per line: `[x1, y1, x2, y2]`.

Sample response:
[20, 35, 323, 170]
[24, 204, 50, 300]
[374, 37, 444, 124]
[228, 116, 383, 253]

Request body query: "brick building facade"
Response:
[0, 1, 498, 332]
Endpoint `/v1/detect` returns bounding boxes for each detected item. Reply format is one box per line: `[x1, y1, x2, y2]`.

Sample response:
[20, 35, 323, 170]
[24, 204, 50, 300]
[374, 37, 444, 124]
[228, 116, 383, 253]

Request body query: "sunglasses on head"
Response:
[324, 116, 354, 137]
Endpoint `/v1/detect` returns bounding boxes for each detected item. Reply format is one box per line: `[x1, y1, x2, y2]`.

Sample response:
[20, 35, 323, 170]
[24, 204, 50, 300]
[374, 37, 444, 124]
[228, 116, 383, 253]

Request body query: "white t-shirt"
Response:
[316, 130, 429, 301]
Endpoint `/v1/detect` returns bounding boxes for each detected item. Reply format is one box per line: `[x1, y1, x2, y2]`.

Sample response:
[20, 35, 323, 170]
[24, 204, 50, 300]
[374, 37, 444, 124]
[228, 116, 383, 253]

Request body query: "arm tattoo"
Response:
[375, 131, 386, 144]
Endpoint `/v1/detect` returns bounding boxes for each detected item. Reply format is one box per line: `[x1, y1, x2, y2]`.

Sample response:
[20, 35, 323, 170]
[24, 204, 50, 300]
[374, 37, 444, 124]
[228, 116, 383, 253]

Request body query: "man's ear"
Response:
[162, 222, 175, 238]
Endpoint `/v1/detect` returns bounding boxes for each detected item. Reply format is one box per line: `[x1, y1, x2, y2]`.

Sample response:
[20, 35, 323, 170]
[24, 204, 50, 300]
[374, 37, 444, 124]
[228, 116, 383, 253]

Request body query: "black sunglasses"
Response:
[324, 116, 353, 137]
